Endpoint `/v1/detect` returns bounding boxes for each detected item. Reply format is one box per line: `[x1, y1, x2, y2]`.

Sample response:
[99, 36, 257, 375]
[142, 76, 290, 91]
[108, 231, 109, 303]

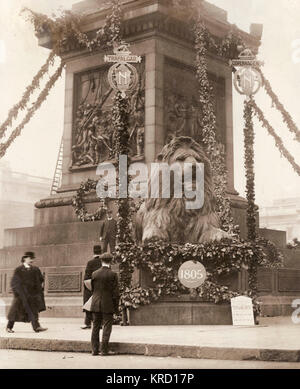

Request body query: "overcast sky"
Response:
[0, 0, 299, 207]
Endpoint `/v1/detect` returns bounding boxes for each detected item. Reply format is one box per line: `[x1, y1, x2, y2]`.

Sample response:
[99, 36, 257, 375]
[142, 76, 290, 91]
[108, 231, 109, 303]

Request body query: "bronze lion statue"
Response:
[135, 136, 231, 244]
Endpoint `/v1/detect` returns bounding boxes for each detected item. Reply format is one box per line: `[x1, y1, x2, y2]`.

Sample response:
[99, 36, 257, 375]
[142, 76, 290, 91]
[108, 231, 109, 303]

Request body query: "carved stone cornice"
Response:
[38, 0, 261, 58]
[34, 187, 246, 209]
[35, 191, 99, 209]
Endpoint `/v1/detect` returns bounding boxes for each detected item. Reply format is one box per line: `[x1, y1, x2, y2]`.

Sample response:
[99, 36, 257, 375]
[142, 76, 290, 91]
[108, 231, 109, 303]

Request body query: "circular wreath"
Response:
[72, 178, 108, 222]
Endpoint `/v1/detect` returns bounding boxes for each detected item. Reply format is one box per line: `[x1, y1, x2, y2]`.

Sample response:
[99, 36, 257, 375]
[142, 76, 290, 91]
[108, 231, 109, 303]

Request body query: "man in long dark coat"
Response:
[6, 252, 47, 333]
[99, 210, 117, 253]
[90, 253, 119, 356]
[81, 245, 102, 329]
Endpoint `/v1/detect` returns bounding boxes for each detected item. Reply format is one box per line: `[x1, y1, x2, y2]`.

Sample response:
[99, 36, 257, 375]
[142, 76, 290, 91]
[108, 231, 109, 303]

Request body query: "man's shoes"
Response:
[34, 327, 48, 332]
[6, 328, 14, 333]
[100, 351, 116, 356]
[81, 325, 91, 329]
[92, 351, 99, 356]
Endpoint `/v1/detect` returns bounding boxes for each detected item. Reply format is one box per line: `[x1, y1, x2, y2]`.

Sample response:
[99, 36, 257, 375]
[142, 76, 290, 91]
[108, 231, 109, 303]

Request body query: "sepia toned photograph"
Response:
[0, 0, 300, 373]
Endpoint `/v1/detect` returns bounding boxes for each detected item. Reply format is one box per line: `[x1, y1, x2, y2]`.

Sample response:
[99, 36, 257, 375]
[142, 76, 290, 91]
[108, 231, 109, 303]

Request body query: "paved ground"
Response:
[0, 349, 300, 369]
[1, 317, 300, 363]
[1, 316, 299, 350]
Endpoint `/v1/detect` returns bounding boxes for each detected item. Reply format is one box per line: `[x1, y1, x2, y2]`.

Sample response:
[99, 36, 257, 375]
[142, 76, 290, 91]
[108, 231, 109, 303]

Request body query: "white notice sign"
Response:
[230, 296, 255, 326]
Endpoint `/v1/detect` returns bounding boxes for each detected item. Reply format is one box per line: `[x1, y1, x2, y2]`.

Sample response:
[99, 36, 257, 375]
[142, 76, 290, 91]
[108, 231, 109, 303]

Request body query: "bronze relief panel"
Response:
[164, 58, 226, 147]
[72, 62, 145, 167]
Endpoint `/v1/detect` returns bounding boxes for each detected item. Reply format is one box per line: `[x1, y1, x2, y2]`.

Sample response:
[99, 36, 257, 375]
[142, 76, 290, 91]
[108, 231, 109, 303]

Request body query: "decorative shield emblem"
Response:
[234, 67, 262, 96]
[105, 41, 142, 98]
[231, 48, 263, 97]
[108, 62, 139, 97]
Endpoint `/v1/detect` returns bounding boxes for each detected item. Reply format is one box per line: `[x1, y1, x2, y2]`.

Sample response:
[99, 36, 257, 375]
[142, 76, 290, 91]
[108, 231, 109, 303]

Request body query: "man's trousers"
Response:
[84, 311, 93, 327]
[7, 312, 40, 331]
[91, 312, 113, 354]
[102, 238, 115, 253]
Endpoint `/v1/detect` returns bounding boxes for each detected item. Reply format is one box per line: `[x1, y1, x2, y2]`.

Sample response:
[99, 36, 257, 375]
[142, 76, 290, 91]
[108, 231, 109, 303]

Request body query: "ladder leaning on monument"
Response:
[50, 137, 63, 195]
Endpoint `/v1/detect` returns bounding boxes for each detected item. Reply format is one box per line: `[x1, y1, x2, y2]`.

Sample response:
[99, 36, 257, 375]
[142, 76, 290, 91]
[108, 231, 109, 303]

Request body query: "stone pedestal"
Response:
[128, 299, 233, 325]
[1, 0, 299, 322]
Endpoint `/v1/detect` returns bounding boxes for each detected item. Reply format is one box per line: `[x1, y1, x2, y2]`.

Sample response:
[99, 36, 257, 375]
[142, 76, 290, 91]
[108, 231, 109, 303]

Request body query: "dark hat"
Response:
[100, 252, 113, 262]
[21, 251, 35, 262]
[93, 245, 102, 255]
[24, 251, 35, 259]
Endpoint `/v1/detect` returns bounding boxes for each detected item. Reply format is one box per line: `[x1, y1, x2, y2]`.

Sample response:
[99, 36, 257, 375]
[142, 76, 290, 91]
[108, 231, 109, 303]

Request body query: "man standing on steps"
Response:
[81, 245, 102, 329]
[90, 253, 119, 356]
[6, 251, 47, 333]
[99, 210, 117, 253]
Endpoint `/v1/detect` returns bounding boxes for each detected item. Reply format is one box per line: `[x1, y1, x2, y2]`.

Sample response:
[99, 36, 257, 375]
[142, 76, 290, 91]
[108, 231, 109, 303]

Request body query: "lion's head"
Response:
[135, 136, 230, 244]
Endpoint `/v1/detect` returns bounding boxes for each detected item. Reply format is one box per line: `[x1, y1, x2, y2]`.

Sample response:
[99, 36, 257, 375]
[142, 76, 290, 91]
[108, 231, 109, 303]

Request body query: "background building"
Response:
[260, 198, 300, 243]
[0, 160, 52, 248]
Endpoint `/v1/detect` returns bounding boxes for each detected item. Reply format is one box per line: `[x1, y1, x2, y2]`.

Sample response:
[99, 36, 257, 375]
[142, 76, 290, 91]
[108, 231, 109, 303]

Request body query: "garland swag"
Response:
[23, 0, 122, 55]
[194, 21, 238, 235]
[243, 99, 257, 241]
[0, 1, 122, 160]
[115, 238, 283, 316]
[0, 50, 56, 141]
[251, 99, 300, 177]
[258, 69, 300, 143]
[0, 61, 65, 159]
[72, 179, 107, 222]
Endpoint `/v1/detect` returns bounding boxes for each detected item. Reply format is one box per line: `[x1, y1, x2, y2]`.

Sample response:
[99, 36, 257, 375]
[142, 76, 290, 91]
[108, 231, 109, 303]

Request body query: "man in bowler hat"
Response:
[81, 245, 102, 329]
[90, 253, 119, 356]
[99, 210, 117, 253]
[6, 252, 47, 333]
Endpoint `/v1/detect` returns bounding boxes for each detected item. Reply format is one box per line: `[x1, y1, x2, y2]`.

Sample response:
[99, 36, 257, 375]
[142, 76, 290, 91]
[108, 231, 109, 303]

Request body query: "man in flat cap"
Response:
[90, 252, 119, 356]
[6, 252, 47, 333]
[81, 245, 102, 329]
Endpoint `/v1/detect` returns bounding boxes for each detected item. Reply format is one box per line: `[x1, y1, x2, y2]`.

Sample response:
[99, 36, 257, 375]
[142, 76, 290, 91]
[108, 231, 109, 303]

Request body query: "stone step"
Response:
[282, 248, 300, 268]
[34, 204, 79, 226]
[1, 295, 299, 320]
[0, 241, 99, 269]
[259, 228, 287, 248]
[259, 295, 300, 317]
[3, 220, 101, 248]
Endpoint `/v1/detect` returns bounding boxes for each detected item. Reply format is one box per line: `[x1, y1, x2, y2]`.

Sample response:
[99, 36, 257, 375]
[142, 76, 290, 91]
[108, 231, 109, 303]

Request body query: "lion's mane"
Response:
[135, 136, 230, 244]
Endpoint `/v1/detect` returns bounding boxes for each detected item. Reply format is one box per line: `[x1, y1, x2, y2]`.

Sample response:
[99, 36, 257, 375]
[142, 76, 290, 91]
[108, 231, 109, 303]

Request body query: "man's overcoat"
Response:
[7, 265, 46, 322]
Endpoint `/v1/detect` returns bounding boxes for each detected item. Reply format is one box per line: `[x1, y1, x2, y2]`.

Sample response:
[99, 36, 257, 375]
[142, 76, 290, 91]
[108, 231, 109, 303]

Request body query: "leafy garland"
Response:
[115, 238, 283, 317]
[258, 69, 300, 143]
[257, 236, 284, 267]
[72, 178, 107, 222]
[0, 61, 65, 159]
[111, 92, 139, 305]
[23, 0, 122, 55]
[71, 1, 123, 222]
[0, 50, 56, 141]
[112, 92, 132, 245]
[171, 0, 245, 60]
[251, 99, 300, 176]
[287, 238, 300, 249]
[194, 21, 238, 235]
[0, 2, 122, 161]
[243, 99, 257, 240]
[23, 8, 86, 55]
